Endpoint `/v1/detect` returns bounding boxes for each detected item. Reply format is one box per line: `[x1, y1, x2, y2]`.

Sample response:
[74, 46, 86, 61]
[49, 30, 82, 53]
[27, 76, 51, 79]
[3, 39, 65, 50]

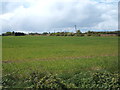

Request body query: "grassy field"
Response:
[2, 36, 119, 88]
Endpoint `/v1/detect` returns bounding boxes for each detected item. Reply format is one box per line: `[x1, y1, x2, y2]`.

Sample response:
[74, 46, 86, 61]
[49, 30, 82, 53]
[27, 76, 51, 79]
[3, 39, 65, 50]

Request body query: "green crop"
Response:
[2, 36, 119, 88]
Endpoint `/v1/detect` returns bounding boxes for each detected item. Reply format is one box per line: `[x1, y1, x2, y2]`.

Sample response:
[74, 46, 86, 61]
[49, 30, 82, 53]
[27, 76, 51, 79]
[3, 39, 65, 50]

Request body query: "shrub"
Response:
[24, 72, 76, 89]
[2, 72, 22, 88]
[2, 71, 120, 89]
[67, 32, 74, 36]
[92, 72, 119, 88]
[67, 72, 120, 89]
[36, 74, 71, 89]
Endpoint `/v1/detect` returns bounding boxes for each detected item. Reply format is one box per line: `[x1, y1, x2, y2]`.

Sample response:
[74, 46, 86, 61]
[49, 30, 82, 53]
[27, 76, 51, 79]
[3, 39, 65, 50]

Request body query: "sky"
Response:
[0, 0, 119, 33]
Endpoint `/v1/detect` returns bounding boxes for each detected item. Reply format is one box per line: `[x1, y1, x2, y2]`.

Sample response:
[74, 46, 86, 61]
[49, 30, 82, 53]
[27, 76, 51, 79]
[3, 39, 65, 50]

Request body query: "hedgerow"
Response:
[2, 71, 120, 89]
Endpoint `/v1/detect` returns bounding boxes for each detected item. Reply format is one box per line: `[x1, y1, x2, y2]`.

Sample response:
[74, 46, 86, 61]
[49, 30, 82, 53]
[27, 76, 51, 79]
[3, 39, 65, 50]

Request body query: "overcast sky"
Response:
[0, 0, 119, 33]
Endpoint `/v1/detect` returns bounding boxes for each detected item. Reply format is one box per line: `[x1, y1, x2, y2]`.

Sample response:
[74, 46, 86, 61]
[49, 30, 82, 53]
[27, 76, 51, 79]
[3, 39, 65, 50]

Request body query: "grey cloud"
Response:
[1, 2, 23, 14]
[1, 1, 31, 14]
[1, 0, 118, 33]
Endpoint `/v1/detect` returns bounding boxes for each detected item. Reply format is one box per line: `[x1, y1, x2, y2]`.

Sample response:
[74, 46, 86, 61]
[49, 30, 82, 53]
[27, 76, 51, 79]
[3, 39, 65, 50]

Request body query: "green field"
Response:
[2, 36, 119, 88]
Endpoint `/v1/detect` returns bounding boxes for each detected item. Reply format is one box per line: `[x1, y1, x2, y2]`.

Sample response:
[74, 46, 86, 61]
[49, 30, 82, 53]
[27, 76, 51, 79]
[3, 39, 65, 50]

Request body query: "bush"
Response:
[67, 72, 120, 89]
[36, 74, 75, 89]
[87, 33, 92, 36]
[67, 32, 74, 36]
[92, 72, 119, 88]
[2, 71, 120, 89]
[2, 72, 23, 88]
[24, 72, 76, 89]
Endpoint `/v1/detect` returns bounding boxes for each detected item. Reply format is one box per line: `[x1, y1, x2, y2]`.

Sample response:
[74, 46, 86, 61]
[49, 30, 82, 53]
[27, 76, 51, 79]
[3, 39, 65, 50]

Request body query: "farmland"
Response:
[2, 36, 119, 88]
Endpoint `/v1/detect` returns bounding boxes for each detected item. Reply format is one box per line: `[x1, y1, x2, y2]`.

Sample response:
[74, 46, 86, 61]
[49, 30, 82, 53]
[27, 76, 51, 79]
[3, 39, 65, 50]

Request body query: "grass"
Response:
[2, 36, 119, 88]
[2, 36, 118, 61]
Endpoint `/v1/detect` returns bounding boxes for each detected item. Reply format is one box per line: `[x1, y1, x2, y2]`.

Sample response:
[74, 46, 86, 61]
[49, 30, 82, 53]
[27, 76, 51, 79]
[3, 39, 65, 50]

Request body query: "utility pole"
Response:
[60, 29, 62, 32]
[75, 25, 77, 31]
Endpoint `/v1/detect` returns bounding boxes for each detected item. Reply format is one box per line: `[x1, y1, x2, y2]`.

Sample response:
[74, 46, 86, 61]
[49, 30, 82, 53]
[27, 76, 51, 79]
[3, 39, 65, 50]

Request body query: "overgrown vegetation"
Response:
[2, 71, 119, 89]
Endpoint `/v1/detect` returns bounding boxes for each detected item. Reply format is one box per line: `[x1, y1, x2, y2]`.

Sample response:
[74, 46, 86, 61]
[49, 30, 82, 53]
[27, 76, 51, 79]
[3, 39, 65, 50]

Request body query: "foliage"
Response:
[2, 32, 13, 36]
[2, 72, 23, 88]
[15, 32, 26, 36]
[2, 73, 16, 88]
[67, 32, 74, 36]
[92, 72, 119, 88]
[2, 71, 120, 89]
[34, 74, 75, 89]
[76, 30, 81, 34]
[2, 72, 76, 89]
[29, 33, 40, 35]
[67, 72, 120, 88]
[42, 32, 48, 35]
[75, 30, 83, 36]
[50, 32, 74, 36]
[2, 30, 119, 36]
[2, 31, 26, 36]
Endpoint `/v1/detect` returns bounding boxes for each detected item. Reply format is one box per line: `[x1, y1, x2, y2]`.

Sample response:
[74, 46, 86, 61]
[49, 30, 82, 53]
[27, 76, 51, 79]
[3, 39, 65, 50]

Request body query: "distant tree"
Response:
[76, 30, 81, 33]
[64, 32, 68, 36]
[55, 32, 60, 36]
[67, 32, 74, 36]
[29, 33, 40, 35]
[75, 30, 83, 36]
[2, 31, 26, 36]
[12, 31, 15, 36]
[87, 31, 92, 36]
[50, 33, 55, 36]
[6, 32, 12, 36]
[60, 32, 65, 36]
[2, 32, 12, 36]
[42, 32, 48, 35]
[15, 32, 25, 36]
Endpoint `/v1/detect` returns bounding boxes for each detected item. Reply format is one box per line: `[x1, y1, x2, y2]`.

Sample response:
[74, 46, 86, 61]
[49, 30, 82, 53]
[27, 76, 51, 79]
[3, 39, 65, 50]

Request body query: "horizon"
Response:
[1, 29, 119, 35]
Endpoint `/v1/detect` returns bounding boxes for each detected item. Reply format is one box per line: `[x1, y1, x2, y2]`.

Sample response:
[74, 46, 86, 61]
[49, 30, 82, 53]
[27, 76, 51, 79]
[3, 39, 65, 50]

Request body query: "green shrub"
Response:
[2, 72, 22, 88]
[67, 72, 120, 89]
[36, 74, 73, 89]
[24, 71, 47, 88]
[92, 72, 119, 88]
[24, 72, 76, 89]
[2, 71, 120, 89]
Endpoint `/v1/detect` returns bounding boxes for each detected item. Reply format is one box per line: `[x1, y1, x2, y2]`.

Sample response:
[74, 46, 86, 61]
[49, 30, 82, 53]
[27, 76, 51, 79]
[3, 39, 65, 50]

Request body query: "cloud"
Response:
[0, 0, 118, 33]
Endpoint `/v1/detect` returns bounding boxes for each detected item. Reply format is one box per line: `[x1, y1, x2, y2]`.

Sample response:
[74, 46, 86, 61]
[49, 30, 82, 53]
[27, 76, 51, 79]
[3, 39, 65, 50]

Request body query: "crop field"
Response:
[2, 36, 119, 88]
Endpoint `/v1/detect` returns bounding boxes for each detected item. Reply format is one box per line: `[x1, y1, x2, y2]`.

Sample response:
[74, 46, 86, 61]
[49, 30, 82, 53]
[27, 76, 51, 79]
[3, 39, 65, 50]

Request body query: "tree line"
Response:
[2, 31, 26, 36]
[1, 30, 120, 36]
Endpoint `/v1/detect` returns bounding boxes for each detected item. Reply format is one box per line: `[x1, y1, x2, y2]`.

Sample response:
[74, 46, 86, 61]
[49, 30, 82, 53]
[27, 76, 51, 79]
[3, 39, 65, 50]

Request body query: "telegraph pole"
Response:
[75, 25, 77, 31]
